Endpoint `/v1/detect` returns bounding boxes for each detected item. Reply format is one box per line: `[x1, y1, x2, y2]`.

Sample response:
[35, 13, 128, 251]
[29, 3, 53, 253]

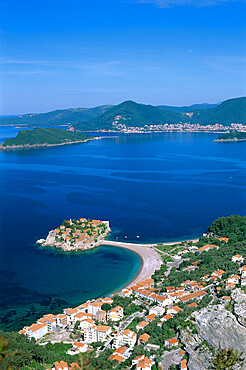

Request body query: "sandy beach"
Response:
[102, 238, 199, 289]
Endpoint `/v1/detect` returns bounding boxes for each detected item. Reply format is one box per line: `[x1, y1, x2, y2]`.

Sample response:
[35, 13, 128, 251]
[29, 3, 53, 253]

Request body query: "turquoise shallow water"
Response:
[0, 128, 245, 330]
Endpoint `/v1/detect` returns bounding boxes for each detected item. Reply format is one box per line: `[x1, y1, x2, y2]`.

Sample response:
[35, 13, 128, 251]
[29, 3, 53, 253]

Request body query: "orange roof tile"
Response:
[138, 333, 150, 343]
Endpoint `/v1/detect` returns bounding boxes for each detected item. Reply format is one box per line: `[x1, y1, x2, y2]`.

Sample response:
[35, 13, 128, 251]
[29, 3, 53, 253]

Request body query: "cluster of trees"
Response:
[0, 331, 88, 369]
[112, 295, 144, 316]
[208, 215, 246, 242]
[162, 237, 245, 289]
[152, 263, 167, 282]
[2, 128, 91, 147]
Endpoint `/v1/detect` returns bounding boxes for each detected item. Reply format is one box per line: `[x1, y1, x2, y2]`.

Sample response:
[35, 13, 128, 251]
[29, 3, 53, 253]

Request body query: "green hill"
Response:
[0, 105, 113, 126]
[0, 128, 92, 149]
[73, 100, 186, 131]
[1, 97, 245, 130]
[215, 131, 246, 142]
[191, 97, 246, 125]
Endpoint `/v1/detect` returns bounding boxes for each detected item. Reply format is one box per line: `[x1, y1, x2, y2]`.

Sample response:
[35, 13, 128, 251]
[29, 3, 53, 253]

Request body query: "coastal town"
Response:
[16, 215, 246, 370]
[37, 218, 111, 252]
[105, 121, 246, 134]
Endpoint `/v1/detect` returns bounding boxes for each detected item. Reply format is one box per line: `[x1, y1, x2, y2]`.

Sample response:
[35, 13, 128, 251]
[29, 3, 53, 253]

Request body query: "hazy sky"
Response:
[0, 0, 245, 114]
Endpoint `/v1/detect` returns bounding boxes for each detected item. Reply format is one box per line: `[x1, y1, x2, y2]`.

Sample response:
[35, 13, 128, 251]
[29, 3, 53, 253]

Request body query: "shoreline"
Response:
[102, 238, 199, 290]
[0, 137, 95, 151]
[214, 138, 246, 142]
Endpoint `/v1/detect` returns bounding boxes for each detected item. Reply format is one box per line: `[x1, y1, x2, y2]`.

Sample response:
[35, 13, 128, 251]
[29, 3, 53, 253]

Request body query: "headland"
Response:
[0, 127, 94, 150]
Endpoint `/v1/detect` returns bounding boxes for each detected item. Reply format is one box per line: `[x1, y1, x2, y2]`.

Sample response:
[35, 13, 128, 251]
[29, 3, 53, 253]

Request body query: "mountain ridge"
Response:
[0, 97, 245, 129]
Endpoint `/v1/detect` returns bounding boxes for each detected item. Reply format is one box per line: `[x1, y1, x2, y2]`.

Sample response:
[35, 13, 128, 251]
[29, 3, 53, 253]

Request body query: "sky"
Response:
[0, 0, 245, 114]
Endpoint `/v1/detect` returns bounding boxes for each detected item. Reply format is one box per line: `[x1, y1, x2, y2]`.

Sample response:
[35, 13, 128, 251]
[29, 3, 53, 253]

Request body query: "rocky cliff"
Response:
[231, 288, 246, 328]
[179, 289, 246, 369]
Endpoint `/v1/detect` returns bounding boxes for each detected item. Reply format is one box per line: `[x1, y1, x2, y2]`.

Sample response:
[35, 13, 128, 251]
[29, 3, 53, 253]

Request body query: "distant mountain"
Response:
[157, 103, 218, 113]
[73, 100, 186, 131]
[191, 97, 246, 125]
[0, 97, 245, 129]
[0, 105, 113, 126]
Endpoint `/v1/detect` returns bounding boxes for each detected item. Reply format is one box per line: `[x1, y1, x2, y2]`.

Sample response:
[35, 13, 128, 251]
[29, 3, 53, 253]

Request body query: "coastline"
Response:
[102, 238, 199, 290]
[214, 138, 246, 142]
[0, 137, 95, 151]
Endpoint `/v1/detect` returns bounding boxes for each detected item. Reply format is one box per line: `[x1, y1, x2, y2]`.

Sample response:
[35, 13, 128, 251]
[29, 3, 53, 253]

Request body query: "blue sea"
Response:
[0, 127, 245, 330]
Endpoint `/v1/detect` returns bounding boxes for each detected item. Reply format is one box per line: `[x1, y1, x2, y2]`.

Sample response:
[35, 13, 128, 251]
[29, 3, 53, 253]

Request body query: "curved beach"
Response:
[103, 240, 162, 288]
[102, 238, 199, 289]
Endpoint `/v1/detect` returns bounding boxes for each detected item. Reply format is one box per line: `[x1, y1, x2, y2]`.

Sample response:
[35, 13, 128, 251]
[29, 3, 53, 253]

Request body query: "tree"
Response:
[101, 303, 112, 312]
[0, 336, 21, 370]
[73, 320, 80, 333]
[211, 348, 245, 369]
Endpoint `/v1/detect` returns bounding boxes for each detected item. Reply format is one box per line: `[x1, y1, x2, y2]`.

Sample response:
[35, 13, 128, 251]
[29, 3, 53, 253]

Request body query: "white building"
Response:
[63, 308, 78, 325]
[79, 318, 95, 331]
[107, 306, 124, 322]
[241, 265, 246, 277]
[66, 342, 88, 355]
[113, 329, 137, 349]
[149, 305, 165, 316]
[165, 338, 178, 348]
[87, 301, 103, 316]
[84, 325, 111, 343]
[56, 314, 68, 328]
[122, 287, 132, 297]
[25, 323, 48, 341]
[227, 274, 240, 285]
[232, 255, 244, 263]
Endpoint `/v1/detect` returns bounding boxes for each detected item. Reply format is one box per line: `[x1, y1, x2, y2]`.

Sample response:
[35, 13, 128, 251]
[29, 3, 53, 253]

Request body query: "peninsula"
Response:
[214, 131, 246, 142]
[37, 217, 111, 251]
[0, 127, 93, 150]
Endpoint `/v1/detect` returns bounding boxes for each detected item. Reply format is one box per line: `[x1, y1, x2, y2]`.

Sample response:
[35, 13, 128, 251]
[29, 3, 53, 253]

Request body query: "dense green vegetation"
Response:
[1, 98, 245, 130]
[73, 97, 246, 130]
[211, 348, 245, 369]
[112, 295, 144, 316]
[191, 97, 246, 125]
[208, 215, 246, 241]
[0, 331, 90, 369]
[1, 128, 92, 148]
[74, 100, 186, 131]
[162, 215, 246, 288]
[215, 131, 246, 141]
[0, 105, 113, 126]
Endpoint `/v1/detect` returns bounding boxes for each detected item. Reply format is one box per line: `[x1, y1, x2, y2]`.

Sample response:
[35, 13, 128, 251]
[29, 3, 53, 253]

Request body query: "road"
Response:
[119, 311, 146, 331]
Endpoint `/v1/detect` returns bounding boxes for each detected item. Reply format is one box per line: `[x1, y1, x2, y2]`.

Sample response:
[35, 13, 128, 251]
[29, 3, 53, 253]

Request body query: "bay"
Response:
[0, 128, 245, 330]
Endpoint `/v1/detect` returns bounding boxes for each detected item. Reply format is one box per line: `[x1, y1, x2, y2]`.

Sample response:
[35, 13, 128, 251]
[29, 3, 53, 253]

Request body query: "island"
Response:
[0, 127, 94, 150]
[37, 217, 111, 251]
[214, 131, 246, 142]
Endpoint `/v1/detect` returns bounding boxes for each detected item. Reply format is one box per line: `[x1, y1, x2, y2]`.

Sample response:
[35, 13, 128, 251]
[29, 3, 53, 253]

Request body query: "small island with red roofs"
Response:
[36, 217, 111, 251]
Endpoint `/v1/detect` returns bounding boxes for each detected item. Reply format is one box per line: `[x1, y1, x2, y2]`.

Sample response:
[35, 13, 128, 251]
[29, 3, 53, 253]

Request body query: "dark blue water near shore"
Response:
[0, 128, 245, 330]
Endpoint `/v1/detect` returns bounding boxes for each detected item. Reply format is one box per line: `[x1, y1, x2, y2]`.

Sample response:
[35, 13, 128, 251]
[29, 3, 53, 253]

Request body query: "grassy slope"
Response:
[1, 128, 91, 147]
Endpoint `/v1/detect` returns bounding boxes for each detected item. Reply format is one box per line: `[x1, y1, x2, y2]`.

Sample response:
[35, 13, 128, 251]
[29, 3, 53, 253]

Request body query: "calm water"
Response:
[0, 128, 245, 330]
